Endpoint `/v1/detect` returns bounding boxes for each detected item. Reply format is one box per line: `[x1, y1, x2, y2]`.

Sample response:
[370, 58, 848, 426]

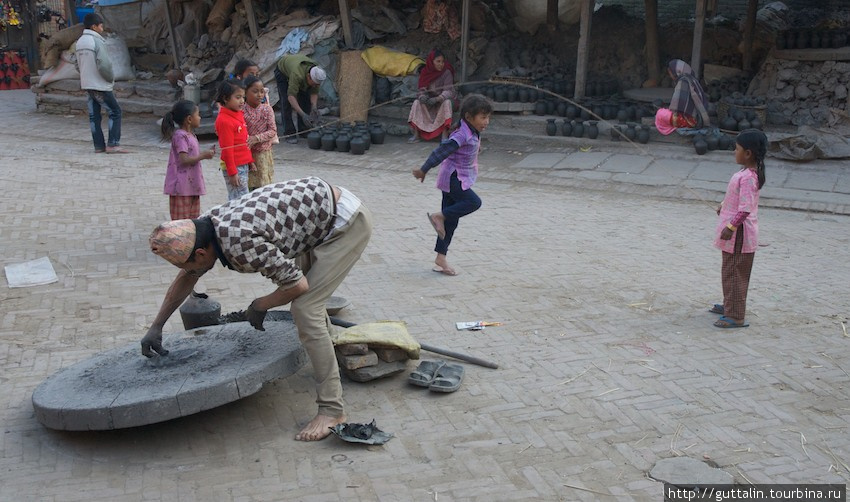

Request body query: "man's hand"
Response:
[426, 96, 437, 107]
[412, 168, 426, 182]
[309, 109, 320, 126]
[299, 111, 314, 129]
[418, 94, 428, 103]
[141, 326, 169, 357]
[246, 300, 267, 331]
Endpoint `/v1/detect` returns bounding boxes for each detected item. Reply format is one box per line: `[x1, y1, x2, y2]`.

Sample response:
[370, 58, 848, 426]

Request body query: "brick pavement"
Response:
[1, 90, 849, 501]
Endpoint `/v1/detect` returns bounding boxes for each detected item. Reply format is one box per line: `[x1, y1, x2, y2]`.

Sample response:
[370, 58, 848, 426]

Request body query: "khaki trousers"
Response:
[291, 205, 372, 417]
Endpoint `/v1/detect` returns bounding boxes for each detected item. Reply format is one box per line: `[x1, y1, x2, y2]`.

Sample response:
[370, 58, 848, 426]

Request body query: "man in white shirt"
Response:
[75, 13, 128, 154]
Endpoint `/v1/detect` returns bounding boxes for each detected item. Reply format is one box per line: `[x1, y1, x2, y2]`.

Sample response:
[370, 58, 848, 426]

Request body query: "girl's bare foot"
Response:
[295, 414, 346, 441]
[428, 212, 446, 239]
[433, 254, 457, 276]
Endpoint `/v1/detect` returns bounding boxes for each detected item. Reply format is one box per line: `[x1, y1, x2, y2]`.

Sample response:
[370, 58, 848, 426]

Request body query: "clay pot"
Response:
[518, 88, 530, 103]
[586, 121, 599, 139]
[350, 135, 366, 155]
[610, 125, 621, 141]
[307, 130, 322, 150]
[535, 101, 547, 116]
[811, 31, 822, 49]
[580, 107, 590, 121]
[546, 118, 557, 136]
[556, 101, 566, 116]
[566, 105, 578, 119]
[370, 124, 386, 144]
[561, 119, 572, 137]
[179, 294, 221, 330]
[796, 30, 809, 49]
[494, 87, 507, 102]
[335, 133, 350, 152]
[721, 116, 738, 131]
[321, 132, 336, 151]
[506, 87, 518, 102]
[694, 139, 708, 155]
[750, 117, 763, 130]
[624, 122, 637, 141]
[706, 135, 719, 151]
[738, 119, 751, 131]
[718, 134, 732, 151]
[572, 121, 584, 138]
[617, 108, 628, 123]
[636, 126, 650, 144]
[784, 30, 795, 49]
[776, 32, 786, 50]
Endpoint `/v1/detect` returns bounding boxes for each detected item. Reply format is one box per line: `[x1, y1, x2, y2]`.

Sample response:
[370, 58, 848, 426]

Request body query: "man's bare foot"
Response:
[295, 414, 346, 441]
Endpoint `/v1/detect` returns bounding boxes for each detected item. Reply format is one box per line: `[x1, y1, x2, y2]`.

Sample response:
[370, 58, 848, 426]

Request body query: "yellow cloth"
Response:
[360, 46, 425, 78]
[331, 321, 421, 359]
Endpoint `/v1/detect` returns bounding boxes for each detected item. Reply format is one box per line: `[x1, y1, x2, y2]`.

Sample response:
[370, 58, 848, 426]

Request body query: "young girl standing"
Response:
[711, 129, 767, 328]
[214, 79, 254, 200]
[412, 94, 493, 276]
[160, 100, 215, 220]
[242, 75, 278, 190]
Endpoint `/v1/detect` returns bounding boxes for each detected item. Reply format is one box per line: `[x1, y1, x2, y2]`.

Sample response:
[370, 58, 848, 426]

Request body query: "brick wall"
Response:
[600, 0, 844, 22]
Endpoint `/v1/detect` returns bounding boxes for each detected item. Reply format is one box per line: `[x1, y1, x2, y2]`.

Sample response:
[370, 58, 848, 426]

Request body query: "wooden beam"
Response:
[162, 0, 180, 68]
[243, 0, 259, 40]
[337, 0, 353, 49]
[65, 0, 77, 24]
[644, 0, 660, 85]
[741, 0, 758, 73]
[574, 0, 592, 99]
[460, 0, 469, 83]
[547, 0, 558, 32]
[690, 0, 706, 79]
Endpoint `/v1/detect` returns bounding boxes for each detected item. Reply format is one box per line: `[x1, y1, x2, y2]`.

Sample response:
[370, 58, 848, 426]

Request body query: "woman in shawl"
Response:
[655, 59, 711, 135]
[408, 49, 456, 143]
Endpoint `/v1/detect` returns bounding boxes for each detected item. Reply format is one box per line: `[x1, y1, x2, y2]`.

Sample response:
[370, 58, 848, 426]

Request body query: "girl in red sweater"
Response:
[214, 80, 254, 200]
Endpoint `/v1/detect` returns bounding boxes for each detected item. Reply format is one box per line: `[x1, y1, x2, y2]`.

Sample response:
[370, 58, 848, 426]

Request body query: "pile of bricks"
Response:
[335, 343, 412, 382]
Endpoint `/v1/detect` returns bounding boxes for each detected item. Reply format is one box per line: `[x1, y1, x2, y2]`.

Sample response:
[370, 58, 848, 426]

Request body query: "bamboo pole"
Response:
[337, 0, 353, 49]
[162, 0, 180, 68]
[690, 0, 706, 79]
[574, 0, 593, 99]
[460, 0, 469, 83]
[243, 0, 258, 40]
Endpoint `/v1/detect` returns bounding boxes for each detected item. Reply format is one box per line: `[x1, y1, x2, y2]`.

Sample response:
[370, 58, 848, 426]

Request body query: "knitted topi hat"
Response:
[309, 66, 327, 84]
[149, 219, 196, 266]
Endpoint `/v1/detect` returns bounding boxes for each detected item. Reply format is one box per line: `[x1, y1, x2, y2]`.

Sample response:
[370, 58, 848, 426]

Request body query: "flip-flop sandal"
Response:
[429, 363, 465, 393]
[713, 316, 749, 328]
[408, 360, 446, 387]
[709, 304, 724, 314]
[432, 266, 458, 276]
[427, 212, 446, 239]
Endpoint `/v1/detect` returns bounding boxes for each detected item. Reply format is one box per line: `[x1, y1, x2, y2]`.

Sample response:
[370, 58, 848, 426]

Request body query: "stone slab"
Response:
[31, 321, 308, 431]
[342, 360, 409, 382]
[650, 457, 733, 486]
[689, 161, 741, 182]
[642, 159, 696, 179]
[552, 151, 611, 170]
[597, 153, 652, 173]
[513, 153, 567, 169]
[783, 170, 839, 192]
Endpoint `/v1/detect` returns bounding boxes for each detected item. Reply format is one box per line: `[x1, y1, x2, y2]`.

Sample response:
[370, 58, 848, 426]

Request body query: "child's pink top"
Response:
[242, 103, 278, 153]
[715, 168, 759, 253]
[164, 129, 206, 197]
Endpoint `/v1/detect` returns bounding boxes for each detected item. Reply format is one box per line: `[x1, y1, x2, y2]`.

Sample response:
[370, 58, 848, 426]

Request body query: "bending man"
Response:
[274, 54, 326, 143]
[144, 177, 372, 441]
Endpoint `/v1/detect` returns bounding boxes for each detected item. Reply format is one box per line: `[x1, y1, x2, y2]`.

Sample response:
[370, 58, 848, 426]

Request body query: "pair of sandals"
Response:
[709, 304, 749, 328]
[408, 360, 464, 392]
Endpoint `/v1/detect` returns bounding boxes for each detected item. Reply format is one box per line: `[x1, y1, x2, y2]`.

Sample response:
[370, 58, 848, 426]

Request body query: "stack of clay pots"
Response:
[307, 121, 386, 155]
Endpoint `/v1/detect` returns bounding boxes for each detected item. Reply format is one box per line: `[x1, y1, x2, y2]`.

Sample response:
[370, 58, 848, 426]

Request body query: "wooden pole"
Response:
[65, 0, 76, 24]
[460, 0, 469, 83]
[337, 0, 353, 49]
[547, 0, 558, 32]
[243, 0, 259, 40]
[162, 0, 180, 68]
[419, 343, 499, 369]
[690, 0, 706, 79]
[741, 0, 758, 73]
[644, 0, 660, 85]
[574, 0, 592, 99]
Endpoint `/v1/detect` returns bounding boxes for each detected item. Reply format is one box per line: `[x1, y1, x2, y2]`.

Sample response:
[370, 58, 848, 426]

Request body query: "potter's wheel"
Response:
[32, 321, 307, 431]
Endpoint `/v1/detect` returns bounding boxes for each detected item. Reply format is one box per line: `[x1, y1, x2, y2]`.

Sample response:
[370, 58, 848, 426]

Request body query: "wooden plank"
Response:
[690, 0, 706, 79]
[573, 0, 592, 99]
[162, 0, 180, 68]
[460, 0, 470, 83]
[741, 0, 758, 72]
[644, 0, 660, 84]
[337, 0, 353, 49]
[547, 0, 558, 32]
[243, 0, 258, 40]
[65, 0, 77, 24]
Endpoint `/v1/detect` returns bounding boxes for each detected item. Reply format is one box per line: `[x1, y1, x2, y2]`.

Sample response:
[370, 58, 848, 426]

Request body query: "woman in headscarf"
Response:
[408, 49, 456, 143]
[655, 59, 711, 135]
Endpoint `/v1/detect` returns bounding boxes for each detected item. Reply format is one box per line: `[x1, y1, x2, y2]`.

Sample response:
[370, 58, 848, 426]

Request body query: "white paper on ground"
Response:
[5, 256, 59, 288]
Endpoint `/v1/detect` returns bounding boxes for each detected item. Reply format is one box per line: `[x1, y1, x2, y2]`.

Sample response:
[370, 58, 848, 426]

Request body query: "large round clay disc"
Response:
[32, 321, 307, 431]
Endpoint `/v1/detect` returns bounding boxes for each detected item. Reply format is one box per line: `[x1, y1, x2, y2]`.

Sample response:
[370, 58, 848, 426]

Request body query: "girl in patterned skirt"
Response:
[243, 75, 278, 191]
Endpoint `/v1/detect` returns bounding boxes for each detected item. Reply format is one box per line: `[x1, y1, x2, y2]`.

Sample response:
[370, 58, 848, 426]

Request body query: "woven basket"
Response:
[490, 75, 534, 86]
[717, 100, 767, 125]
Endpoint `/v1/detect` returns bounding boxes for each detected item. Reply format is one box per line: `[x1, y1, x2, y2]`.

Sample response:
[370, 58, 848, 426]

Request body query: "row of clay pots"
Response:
[306, 122, 386, 155]
[720, 108, 764, 131]
[610, 123, 651, 144]
[545, 118, 599, 139]
[693, 134, 734, 155]
[777, 29, 848, 50]
[535, 100, 654, 122]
